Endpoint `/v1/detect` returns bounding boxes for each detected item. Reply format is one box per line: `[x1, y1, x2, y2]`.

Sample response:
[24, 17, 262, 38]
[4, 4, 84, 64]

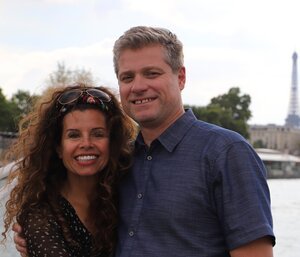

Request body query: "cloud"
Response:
[0, 0, 299, 126]
[37, 0, 89, 4]
[0, 38, 117, 98]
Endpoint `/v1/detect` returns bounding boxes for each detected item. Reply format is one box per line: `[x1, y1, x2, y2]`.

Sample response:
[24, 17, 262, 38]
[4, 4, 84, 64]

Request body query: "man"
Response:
[14, 26, 275, 257]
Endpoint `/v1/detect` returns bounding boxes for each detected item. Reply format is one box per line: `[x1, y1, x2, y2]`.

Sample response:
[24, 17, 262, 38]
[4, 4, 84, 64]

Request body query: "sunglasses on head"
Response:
[57, 88, 112, 113]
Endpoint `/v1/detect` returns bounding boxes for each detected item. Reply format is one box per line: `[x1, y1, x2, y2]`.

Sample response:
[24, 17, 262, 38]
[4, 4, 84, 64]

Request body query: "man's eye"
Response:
[120, 75, 133, 83]
[145, 71, 160, 78]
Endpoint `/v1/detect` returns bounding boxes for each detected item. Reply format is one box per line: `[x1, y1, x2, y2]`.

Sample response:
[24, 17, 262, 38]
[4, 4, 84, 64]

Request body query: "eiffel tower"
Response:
[285, 52, 300, 127]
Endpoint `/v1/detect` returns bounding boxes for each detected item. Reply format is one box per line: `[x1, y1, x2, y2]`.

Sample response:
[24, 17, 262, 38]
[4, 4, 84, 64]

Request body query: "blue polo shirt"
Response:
[116, 109, 275, 257]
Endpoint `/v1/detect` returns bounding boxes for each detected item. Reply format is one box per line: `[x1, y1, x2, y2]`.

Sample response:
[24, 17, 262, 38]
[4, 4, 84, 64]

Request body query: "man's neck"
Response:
[140, 109, 185, 146]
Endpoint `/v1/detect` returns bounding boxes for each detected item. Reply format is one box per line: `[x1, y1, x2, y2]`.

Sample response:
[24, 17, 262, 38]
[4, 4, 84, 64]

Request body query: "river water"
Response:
[0, 178, 299, 256]
[269, 179, 300, 257]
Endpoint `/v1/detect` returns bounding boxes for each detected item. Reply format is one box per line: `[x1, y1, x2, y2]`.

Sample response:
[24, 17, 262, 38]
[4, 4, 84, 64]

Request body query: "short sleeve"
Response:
[213, 141, 275, 249]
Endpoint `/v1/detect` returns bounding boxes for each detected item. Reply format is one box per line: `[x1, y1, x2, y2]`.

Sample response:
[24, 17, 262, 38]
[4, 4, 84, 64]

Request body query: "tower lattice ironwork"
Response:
[285, 52, 300, 127]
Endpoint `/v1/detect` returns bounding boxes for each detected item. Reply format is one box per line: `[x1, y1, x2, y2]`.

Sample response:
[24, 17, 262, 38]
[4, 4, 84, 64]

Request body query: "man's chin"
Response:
[134, 115, 157, 126]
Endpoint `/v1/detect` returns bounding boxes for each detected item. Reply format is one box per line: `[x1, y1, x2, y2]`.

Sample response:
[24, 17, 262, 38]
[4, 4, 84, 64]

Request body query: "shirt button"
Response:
[137, 193, 143, 199]
[129, 231, 134, 237]
[147, 155, 152, 160]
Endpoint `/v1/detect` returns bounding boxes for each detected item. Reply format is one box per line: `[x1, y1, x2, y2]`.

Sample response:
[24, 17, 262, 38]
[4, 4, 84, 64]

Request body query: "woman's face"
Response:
[57, 109, 110, 178]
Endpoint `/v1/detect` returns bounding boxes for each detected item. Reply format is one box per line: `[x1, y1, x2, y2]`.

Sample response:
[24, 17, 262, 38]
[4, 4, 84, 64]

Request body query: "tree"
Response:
[10, 90, 39, 120]
[0, 88, 18, 131]
[0, 89, 39, 132]
[253, 139, 266, 148]
[210, 87, 251, 122]
[185, 87, 252, 139]
[46, 62, 94, 87]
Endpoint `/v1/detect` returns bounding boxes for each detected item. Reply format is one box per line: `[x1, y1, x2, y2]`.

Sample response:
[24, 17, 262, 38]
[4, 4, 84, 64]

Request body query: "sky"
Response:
[1, 0, 300, 125]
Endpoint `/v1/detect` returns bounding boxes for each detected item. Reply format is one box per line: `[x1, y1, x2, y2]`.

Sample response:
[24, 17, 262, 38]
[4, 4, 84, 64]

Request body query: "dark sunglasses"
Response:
[57, 88, 112, 113]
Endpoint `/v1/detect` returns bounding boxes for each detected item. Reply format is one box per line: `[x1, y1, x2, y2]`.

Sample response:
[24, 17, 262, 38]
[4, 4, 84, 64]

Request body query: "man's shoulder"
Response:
[192, 119, 246, 143]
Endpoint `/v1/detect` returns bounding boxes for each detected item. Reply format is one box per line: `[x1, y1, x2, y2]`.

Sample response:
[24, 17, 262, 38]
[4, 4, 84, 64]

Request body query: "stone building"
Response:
[249, 124, 300, 155]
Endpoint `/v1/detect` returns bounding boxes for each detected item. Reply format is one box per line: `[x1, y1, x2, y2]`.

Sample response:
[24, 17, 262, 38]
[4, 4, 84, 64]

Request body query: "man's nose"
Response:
[131, 75, 148, 93]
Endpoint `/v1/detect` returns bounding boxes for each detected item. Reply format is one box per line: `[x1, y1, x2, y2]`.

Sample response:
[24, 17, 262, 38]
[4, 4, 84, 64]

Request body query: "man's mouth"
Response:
[133, 98, 154, 105]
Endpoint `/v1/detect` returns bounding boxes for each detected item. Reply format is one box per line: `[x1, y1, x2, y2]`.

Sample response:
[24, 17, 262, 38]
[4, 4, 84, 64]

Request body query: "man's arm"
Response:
[12, 223, 28, 257]
[230, 237, 273, 257]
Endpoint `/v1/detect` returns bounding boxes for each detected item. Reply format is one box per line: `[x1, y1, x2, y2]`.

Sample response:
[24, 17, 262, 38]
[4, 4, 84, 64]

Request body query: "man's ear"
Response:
[178, 66, 186, 90]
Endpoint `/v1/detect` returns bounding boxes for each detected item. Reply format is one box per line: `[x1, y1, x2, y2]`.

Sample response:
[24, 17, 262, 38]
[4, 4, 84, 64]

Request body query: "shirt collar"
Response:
[135, 109, 197, 152]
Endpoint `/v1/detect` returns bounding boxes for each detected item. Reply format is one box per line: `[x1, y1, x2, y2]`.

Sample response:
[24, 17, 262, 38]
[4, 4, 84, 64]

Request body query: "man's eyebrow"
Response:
[118, 70, 133, 77]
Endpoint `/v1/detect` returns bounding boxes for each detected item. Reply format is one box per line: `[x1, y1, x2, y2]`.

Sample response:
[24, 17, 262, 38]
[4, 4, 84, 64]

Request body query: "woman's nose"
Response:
[80, 137, 93, 149]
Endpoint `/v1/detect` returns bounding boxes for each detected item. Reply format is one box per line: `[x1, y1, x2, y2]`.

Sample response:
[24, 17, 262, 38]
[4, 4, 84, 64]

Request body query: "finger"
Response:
[13, 233, 27, 248]
[15, 243, 28, 255]
[12, 223, 22, 233]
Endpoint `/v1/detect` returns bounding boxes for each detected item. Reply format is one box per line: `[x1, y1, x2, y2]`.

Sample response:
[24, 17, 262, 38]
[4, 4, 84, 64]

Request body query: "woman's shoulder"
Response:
[20, 201, 60, 233]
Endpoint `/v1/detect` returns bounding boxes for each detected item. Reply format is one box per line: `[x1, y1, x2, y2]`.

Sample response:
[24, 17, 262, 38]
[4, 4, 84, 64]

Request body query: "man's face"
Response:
[117, 45, 186, 130]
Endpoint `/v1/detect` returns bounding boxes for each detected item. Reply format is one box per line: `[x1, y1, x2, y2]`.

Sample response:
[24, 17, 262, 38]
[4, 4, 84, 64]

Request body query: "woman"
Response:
[1, 82, 136, 256]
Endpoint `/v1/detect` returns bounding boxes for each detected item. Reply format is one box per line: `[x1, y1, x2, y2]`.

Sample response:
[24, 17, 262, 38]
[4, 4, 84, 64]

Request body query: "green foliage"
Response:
[0, 88, 17, 131]
[210, 87, 251, 121]
[11, 90, 39, 119]
[0, 89, 39, 132]
[185, 87, 252, 139]
[253, 139, 266, 148]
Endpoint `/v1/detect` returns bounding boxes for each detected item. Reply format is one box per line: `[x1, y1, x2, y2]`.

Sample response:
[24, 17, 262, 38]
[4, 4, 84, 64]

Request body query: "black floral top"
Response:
[23, 196, 109, 257]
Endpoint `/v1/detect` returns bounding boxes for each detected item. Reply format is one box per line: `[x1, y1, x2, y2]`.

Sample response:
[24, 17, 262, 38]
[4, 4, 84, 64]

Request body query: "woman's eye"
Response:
[92, 130, 107, 138]
[67, 132, 80, 138]
[93, 132, 104, 137]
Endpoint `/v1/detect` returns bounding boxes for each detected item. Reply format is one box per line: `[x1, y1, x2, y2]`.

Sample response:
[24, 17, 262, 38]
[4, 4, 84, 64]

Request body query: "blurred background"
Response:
[1, 1, 300, 256]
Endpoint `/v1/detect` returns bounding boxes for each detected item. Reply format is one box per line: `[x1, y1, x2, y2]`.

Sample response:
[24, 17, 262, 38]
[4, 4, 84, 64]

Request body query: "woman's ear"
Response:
[56, 145, 62, 159]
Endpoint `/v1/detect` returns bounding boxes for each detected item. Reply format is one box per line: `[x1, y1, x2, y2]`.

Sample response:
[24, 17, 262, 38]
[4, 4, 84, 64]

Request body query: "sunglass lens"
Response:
[58, 89, 82, 105]
[87, 89, 111, 102]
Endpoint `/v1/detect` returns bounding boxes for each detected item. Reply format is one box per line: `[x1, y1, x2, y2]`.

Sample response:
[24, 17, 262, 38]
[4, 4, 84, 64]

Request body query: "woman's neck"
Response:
[60, 177, 98, 233]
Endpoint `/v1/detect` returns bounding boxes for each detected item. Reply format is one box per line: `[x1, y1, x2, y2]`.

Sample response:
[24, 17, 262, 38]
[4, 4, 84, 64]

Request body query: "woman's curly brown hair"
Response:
[1, 82, 137, 255]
